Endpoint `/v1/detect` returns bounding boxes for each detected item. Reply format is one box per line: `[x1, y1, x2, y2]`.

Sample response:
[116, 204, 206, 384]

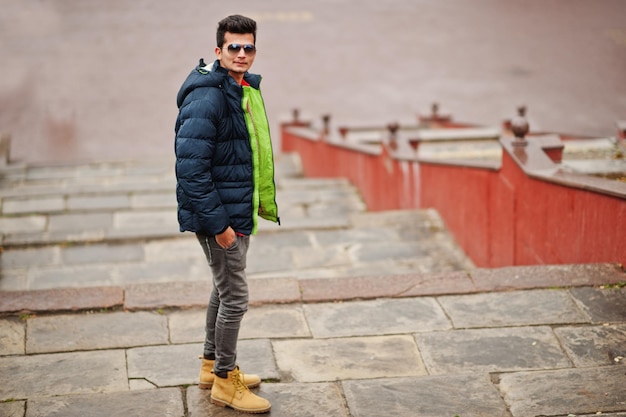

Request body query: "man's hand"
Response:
[215, 226, 236, 249]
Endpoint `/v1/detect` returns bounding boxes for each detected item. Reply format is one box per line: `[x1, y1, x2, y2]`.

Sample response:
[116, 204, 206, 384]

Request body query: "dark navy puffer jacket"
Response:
[174, 59, 259, 236]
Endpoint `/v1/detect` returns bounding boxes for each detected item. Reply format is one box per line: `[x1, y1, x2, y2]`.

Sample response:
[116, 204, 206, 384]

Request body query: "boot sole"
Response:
[199, 381, 261, 390]
[210, 396, 271, 414]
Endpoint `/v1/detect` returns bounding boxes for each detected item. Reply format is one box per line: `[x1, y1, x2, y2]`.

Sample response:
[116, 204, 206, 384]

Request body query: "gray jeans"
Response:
[196, 233, 250, 375]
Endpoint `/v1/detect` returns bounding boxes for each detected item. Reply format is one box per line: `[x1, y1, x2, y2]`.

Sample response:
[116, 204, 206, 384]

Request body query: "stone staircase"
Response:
[2, 154, 626, 417]
[0, 153, 473, 291]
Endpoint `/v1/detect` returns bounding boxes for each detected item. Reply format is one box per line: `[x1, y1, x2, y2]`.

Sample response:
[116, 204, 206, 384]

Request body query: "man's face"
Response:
[215, 32, 256, 79]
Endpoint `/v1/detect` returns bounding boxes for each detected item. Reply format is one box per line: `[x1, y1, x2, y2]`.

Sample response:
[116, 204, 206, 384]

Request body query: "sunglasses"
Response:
[224, 43, 256, 55]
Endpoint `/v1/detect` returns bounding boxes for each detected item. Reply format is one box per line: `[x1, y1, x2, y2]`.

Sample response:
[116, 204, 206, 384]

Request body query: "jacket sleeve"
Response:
[174, 90, 231, 235]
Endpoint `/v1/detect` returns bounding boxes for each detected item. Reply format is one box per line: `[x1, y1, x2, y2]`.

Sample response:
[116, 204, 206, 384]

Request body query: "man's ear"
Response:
[214, 46, 222, 60]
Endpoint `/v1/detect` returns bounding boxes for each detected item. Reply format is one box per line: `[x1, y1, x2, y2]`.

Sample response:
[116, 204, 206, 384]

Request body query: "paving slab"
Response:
[290, 245, 351, 270]
[247, 245, 297, 274]
[343, 374, 510, 417]
[26, 311, 168, 354]
[0, 216, 46, 234]
[307, 200, 366, 217]
[273, 335, 426, 382]
[61, 242, 144, 265]
[143, 236, 201, 262]
[126, 342, 203, 387]
[141, 233, 196, 258]
[131, 191, 176, 209]
[303, 297, 451, 338]
[268, 215, 351, 231]
[498, 366, 626, 417]
[0, 317, 24, 355]
[113, 259, 199, 285]
[348, 208, 443, 230]
[0, 350, 128, 400]
[25, 387, 184, 417]
[0, 286, 123, 314]
[416, 326, 572, 374]
[354, 241, 430, 267]
[4, 229, 108, 246]
[437, 288, 589, 328]
[168, 304, 311, 344]
[129, 378, 158, 390]
[0, 269, 26, 291]
[554, 323, 626, 367]
[67, 194, 131, 211]
[0, 246, 58, 269]
[278, 178, 354, 194]
[127, 339, 278, 387]
[570, 286, 626, 323]
[240, 304, 311, 339]
[0, 401, 25, 417]
[26, 263, 116, 290]
[250, 230, 312, 248]
[353, 241, 468, 273]
[112, 209, 178, 230]
[187, 382, 348, 417]
[48, 212, 113, 233]
[2, 196, 64, 214]
[105, 227, 179, 241]
[167, 309, 207, 344]
[124, 281, 212, 310]
[312, 227, 399, 247]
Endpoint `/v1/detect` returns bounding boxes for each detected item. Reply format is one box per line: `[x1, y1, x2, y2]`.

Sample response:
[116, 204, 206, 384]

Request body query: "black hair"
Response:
[216, 15, 257, 47]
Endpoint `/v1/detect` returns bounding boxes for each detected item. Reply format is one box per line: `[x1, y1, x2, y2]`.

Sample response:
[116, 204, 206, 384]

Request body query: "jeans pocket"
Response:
[225, 238, 246, 271]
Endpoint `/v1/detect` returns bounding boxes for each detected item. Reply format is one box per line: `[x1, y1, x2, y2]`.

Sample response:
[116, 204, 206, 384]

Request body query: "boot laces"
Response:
[231, 368, 250, 393]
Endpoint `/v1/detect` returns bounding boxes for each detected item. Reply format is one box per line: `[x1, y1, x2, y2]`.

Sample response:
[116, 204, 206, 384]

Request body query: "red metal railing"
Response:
[281, 112, 626, 268]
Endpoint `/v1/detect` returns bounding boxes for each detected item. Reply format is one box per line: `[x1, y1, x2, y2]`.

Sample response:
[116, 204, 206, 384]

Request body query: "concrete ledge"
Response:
[0, 286, 124, 314]
[412, 127, 500, 142]
[123, 277, 302, 311]
[300, 271, 475, 302]
[248, 277, 302, 306]
[1, 263, 623, 316]
[502, 135, 626, 200]
[470, 263, 626, 291]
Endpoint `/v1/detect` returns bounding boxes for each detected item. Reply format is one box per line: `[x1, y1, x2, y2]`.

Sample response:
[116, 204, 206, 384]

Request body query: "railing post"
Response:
[292, 108, 300, 124]
[418, 102, 452, 128]
[322, 114, 331, 136]
[511, 106, 529, 147]
[386, 122, 399, 151]
[0, 133, 10, 166]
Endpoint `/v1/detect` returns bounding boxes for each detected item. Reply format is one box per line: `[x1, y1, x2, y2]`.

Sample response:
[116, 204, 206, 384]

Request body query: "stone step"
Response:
[0, 153, 364, 246]
[0, 208, 473, 291]
[0, 153, 474, 291]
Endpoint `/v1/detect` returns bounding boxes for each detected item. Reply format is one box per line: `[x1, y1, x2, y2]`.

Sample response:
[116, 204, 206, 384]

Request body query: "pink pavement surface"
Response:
[1, 0, 625, 164]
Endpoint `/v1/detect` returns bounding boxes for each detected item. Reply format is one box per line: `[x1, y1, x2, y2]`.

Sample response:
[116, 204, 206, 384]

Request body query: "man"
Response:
[174, 14, 278, 414]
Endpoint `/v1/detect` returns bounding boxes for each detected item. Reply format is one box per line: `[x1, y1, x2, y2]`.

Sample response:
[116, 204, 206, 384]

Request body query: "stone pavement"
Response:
[0, 264, 625, 417]
[1, 155, 626, 417]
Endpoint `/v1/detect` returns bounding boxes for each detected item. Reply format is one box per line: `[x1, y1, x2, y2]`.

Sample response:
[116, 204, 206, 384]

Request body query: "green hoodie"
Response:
[242, 84, 280, 234]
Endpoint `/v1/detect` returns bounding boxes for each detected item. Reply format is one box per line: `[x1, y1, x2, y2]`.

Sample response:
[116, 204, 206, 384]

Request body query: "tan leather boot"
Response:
[199, 358, 261, 389]
[210, 367, 271, 414]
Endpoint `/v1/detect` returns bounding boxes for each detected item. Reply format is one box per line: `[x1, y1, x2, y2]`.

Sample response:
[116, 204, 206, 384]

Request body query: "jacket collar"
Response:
[205, 59, 261, 89]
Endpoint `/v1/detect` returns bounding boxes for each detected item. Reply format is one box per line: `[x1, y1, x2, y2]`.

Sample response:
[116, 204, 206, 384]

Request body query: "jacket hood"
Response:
[176, 59, 261, 109]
